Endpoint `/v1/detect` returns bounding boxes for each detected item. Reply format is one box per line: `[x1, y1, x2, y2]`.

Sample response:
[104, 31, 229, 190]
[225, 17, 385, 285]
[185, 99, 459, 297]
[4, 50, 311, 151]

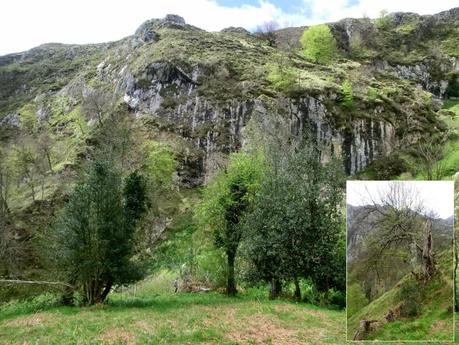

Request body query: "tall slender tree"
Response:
[196, 151, 263, 296]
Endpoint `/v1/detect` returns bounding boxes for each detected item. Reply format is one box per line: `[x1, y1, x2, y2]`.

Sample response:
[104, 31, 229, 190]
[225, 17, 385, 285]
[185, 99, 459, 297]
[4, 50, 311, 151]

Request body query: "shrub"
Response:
[300, 25, 338, 64]
[366, 87, 379, 102]
[328, 289, 346, 309]
[341, 79, 354, 108]
[365, 154, 409, 179]
[347, 283, 369, 316]
[349, 33, 365, 58]
[446, 72, 459, 98]
[266, 64, 298, 93]
[399, 281, 422, 317]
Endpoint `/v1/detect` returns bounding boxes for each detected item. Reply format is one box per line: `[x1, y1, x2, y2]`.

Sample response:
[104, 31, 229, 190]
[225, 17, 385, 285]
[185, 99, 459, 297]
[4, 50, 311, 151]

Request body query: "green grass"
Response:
[0, 276, 345, 344]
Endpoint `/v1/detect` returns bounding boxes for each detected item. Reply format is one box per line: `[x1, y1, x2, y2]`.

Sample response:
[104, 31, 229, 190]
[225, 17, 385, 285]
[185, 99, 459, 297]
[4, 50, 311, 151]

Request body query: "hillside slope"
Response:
[1, 9, 458, 183]
[347, 249, 454, 341]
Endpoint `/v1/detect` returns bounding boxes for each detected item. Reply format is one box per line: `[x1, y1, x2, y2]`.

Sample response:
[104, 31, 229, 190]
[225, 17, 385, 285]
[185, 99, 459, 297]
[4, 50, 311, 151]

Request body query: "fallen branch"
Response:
[0, 279, 73, 288]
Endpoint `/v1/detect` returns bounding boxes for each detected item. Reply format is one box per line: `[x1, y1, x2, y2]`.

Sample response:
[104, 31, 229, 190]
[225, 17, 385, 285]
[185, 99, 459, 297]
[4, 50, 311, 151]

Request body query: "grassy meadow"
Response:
[0, 276, 345, 345]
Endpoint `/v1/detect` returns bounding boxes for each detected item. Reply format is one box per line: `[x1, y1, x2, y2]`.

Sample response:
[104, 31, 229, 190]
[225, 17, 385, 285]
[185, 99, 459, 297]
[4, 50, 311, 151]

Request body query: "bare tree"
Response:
[82, 88, 114, 125]
[37, 131, 54, 173]
[361, 182, 436, 283]
[11, 138, 49, 203]
[255, 21, 279, 47]
[416, 139, 444, 180]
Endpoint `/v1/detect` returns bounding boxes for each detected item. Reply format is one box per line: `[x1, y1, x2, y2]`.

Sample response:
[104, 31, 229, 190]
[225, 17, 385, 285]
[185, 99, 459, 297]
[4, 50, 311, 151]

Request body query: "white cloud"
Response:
[0, 0, 458, 55]
[346, 181, 455, 219]
[302, 0, 459, 23]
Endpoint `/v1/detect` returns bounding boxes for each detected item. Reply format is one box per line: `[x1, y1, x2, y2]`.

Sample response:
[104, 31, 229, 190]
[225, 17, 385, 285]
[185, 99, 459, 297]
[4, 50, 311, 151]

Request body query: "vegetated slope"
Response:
[0, 281, 345, 345]
[347, 248, 454, 341]
[0, 9, 457, 219]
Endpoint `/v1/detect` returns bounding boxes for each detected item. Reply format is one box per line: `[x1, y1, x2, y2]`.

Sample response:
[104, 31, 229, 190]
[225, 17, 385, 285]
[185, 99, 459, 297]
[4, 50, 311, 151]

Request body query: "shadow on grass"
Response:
[0, 292, 249, 323]
[0, 290, 340, 323]
[106, 292, 247, 311]
[0, 293, 76, 323]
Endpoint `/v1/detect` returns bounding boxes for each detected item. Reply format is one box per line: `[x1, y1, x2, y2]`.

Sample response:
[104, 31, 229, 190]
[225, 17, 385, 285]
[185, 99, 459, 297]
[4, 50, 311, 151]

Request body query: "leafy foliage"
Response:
[349, 33, 366, 58]
[347, 283, 369, 316]
[341, 79, 354, 108]
[195, 150, 264, 295]
[266, 64, 298, 93]
[143, 140, 176, 191]
[399, 281, 422, 317]
[446, 72, 459, 98]
[54, 161, 147, 304]
[244, 138, 345, 299]
[300, 25, 338, 64]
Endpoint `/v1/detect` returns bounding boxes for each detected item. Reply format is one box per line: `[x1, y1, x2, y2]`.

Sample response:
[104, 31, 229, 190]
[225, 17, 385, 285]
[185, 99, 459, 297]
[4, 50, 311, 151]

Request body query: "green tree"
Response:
[143, 140, 176, 191]
[300, 24, 338, 64]
[245, 138, 345, 300]
[196, 151, 263, 296]
[55, 161, 147, 305]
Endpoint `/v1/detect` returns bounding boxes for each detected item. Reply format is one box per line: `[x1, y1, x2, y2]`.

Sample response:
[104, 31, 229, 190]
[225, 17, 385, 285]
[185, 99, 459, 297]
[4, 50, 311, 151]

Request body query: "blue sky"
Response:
[1, 0, 458, 55]
[217, 0, 360, 15]
[217, 0, 306, 12]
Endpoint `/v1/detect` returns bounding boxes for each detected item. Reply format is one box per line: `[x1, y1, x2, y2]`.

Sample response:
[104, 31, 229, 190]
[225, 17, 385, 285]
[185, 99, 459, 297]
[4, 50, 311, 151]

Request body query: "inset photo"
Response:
[346, 181, 454, 342]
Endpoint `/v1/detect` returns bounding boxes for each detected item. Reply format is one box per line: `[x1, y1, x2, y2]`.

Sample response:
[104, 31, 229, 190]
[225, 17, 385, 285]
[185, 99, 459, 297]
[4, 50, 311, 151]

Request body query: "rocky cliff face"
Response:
[1, 10, 458, 184]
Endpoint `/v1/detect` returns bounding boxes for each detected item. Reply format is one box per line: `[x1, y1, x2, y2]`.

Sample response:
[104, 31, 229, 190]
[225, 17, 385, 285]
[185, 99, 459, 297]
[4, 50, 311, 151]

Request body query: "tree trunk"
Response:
[294, 277, 301, 301]
[353, 320, 378, 340]
[62, 285, 74, 306]
[269, 278, 282, 300]
[46, 151, 53, 173]
[226, 250, 237, 296]
[30, 183, 35, 202]
[100, 281, 113, 302]
[421, 221, 435, 282]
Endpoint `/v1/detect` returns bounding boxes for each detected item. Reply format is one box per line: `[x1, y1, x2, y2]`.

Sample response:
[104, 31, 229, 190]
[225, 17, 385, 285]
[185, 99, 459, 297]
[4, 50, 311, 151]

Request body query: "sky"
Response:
[1, 0, 458, 55]
[346, 181, 455, 219]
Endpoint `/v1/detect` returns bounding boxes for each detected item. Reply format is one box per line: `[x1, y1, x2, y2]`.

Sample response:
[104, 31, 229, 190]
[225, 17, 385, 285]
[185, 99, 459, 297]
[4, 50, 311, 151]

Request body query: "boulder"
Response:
[164, 14, 186, 26]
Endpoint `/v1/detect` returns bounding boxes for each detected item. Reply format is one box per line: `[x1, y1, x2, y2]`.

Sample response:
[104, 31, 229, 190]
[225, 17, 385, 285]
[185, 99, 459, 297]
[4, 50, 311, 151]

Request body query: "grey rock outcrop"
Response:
[134, 14, 196, 41]
[119, 61, 400, 184]
[221, 27, 250, 35]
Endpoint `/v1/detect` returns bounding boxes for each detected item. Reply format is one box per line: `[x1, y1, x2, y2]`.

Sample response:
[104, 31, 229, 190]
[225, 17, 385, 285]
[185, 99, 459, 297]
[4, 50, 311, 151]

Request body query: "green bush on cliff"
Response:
[300, 25, 338, 64]
[266, 64, 298, 93]
[341, 79, 354, 108]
